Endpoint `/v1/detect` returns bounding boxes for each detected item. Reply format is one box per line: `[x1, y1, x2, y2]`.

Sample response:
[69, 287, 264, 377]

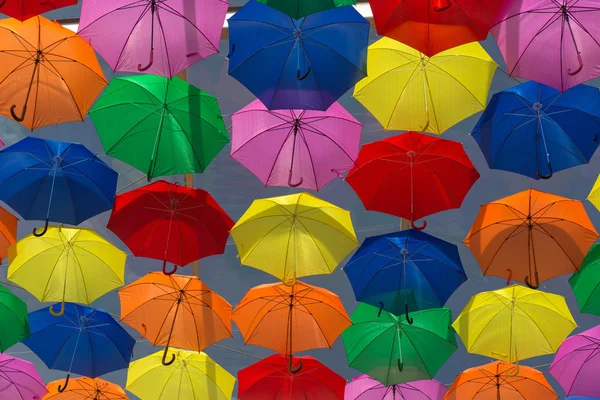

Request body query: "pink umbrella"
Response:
[0, 354, 47, 400]
[231, 100, 362, 191]
[491, 1, 600, 92]
[77, 0, 228, 78]
[345, 375, 447, 400]
[549, 324, 600, 397]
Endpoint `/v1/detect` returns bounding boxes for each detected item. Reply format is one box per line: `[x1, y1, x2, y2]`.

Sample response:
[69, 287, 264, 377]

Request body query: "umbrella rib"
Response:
[462, 306, 509, 355]
[229, 34, 296, 78]
[230, 120, 292, 155]
[347, 323, 396, 364]
[154, 6, 173, 76]
[111, 3, 152, 74]
[297, 128, 320, 188]
[61, 159, 117, 205]
[167, 110, 215, 171]
[386, 61, 424, 129]
[426, 61, 487, 108]
[353, 49, 419, 95]
[299, 123, 358, 164]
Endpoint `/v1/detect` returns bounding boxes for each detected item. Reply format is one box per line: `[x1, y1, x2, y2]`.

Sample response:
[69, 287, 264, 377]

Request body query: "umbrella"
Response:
[453, 285, 577, 369]
[78, 0, 228, 78]
[464, 188, 598, 288]
[472, 82, 600, 179]
[0, 206, 16, 260]
[588, 174, 600, 211]
[230, 192, 358, 283]
[238, 354, 346, 400]
[444, 361, 557, 400]
[549, 324, 600, 397]
[0, 137, 118, 236]
[231, 100, 362, 191]
[570, 244, 600, 315]
[344, 229, 467, 322]
[353, 38, 496, 134]
[126, 349, 236, 400]
[0, 0, 77, 21]
[346, 131, 480, 229]
[256, 0, 354, 19]
[22, 303, 135, 392]
[0, 285, 29, 352]
[369, 0, 504, 56]
[44, 377, 127, 399]
[89, 75, 229, 180]
[0, 16, 107, 130]
[119, 273, 232, 365]
[0, 354, 47, 400]
[491, 1, 600, 92]
[228, 1, 369, 110]
[107, 180, 234, 275]
[8, 226, 126, 316]
[345, 375, 447, 400]
[232, 281, 351, 371]
[342, 304, 457, 386]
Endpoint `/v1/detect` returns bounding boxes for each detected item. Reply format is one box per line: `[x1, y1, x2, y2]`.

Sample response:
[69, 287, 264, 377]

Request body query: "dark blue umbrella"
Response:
[227, 1, 369, 110]
[0, 137, 117, 236]
[472, 82, 600, 180]
[343, 229, 466, 324]
[22, 303, 135, 393]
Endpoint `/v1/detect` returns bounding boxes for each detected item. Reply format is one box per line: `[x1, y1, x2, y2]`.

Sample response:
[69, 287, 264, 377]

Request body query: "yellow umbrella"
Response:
[230, 192, 358, 284]
[353, 39, 497, 135]
[452, 285, 576, 373]
[588, 174, 600, 211]
[7, 226, 125, 316]
[126, 349, 236, 400]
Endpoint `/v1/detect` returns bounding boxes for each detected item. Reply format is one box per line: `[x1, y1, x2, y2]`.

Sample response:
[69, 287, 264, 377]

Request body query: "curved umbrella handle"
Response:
[434, 0, 452, 11]
[377, 301, 384, 317]
[137, 50, 154, 72]
[10, 104, 27, 122]
[282, 276, 296, 287]
[162, 260, 177, 276]
[288, 171, 303, 188]
[568, 54, 583, 76]
[404, 304, 414, 325]
[297, 66, 311, 81]
[536, 162, 553, 180]
[33, 218, 49, 237]
[57, 373, 70, 392]
[288, 355, 303, 373]
[506, 269, 513, 286]
[331, 168, 343, 179]
[421, 114, 430, 133]
[162, 346, 176, 366]
[505, 361, 520, 377]
[0, 0, 6, 7]
[411, 219, 427, 231]
[49, 300, 65, 317]
[524, 271, 540, 289]
[397, 359, 403, 372]
[141, 323, 147, 339]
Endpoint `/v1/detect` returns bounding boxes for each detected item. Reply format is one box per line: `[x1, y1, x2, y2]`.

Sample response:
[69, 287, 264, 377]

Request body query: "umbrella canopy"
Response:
[256, 0, 354, 18]
[549, 324, 600, 397]
[119, 273, 232, 365]
[0, 0, 77, 21]
[472, 82, 600, 179]
[126, 349, 236, 400]
[370, 0, 504, 57]
[588, 174, 600, 211]
[342, 304, 457, 386]
[0, 137, 118, 236]
[228, 1, 369, 110]
[107, 180, 234, 275]
[346, 131, 480, 228]
[0, 285, 29, 352]
[0, 354, 47, 400]
[44, 377, 127, 399]
[0, 206, 17, 260]
[344, 229, 467, 321]
[231, 100, 362, 191]
[0, 16, 106, 130]
[8, 226, 126, 316]
[453, 285, 577, 365]
[570, 244, 600, 315]
[353, 38, 496, 134]
[491, 0, 600, 92]
[90, 75, 229, 180]
[231, 192, 358, 283]
[444, 361, 557, 400]
[345, 375, 447, 400]
[464, 188, 598, 288]
[238, 354, 346, 400]
[78, 0, 228, 78]
[23, 304, 135, 392]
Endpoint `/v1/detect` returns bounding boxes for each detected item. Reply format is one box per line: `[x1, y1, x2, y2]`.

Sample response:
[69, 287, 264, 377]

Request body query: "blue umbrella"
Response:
[228, 1, 369, 110]
[343, 229, 466, 324]
[0, 137, 117, 236]
[472, 82, 600, 180]
[22, 303, 135, 392]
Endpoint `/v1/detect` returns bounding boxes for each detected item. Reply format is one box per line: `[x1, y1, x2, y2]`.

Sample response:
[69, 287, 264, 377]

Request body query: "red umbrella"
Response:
[107, 180, 234, 275]
[238, 354, 345, 400]
[346, 131, 479, 229]
[0, 0, 77, 21]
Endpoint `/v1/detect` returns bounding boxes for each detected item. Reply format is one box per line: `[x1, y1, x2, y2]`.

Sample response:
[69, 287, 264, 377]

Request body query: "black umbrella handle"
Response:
[377, 302, 384, 317]
[525, 271, 540, 289]
[33, 218, 49, 237]
[536, 162, 553, 180]
[297, 66, 311, 81]
[57, 373, 70, 392]
[404, 304, 413, 325]
[10, 105, 27, 122]
[287, 355, 303, 373]
[162, 346, 175, 366]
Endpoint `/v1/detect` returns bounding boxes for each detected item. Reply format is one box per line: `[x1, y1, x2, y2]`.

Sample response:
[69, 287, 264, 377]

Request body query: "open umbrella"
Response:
[0, 354, 47, 400]
[231, 100, 362, 191]
[228, 1, 369, 110]
[570, 244, 600, 315]
[0, 137, 118, 236]
[78, 0, 228, 78]
[44, 377, 128, 399]
[256, 0, 354, 19]
[345, 375, 447, 400]
[588, 174, 600, 212]
[472, 82, 600, 179]
[353, 39, 496, 134]
[0, 206, 16, 260]
[0, 16, 107, 130]
[346, 131, 480, 229]
[0, 285, 29, 352]
[89, 75, 229, 180]
[0, 0, 77, 21]
[107, 180, 234, 275]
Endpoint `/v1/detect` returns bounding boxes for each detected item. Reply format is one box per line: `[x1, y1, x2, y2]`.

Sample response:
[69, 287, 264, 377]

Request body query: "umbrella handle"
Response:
[141, 323, 147, 339]
[0, 0, 5, 7]
[297, 66, 311, 81]
[162, 346, 176, 366]
[57, 373, 70, 392]
[162, 260, 177, 276]
[288, 171, 303, 188]
[288, 355, 303, 373]
[536, 162, 553, 180]
[10, 104, 27, 122]
[524, 271, 540, 289]
[434, 0, 452, 11]
[49, 300, 65, 317]
[397, 359, 403, 372]
[505, 361, 520, 377]
[377, 301, 384, 317]
[137, 50, 154, 72]
[227, 44, 235, 60]
[33, 218, 49, 237]
[331, 168, 344, 179]
[404, 304, 414, 325]
[568, 54, 583, 76]
[282, 276, 296, 287]
[506, 269, 512, 286]
[411, 219, 427, 231]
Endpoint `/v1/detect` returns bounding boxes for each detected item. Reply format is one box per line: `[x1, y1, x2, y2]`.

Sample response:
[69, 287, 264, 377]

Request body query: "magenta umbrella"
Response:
[78, 0, 228, 78]
[345, 375, 447, 400]
[0, 354, 47, 400]
[491, 1, 600, 92]
[231, 100, 362, 191]
[549, 324, 600, 397]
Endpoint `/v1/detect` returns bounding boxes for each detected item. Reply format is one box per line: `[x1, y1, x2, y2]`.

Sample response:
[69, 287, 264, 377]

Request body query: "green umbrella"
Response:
[256, 0, 356, 19]
[0, 284, 29, 351]
[342, 303, 457, 385]
[89, 75, 229, 180]
[570, 243, 600, 315]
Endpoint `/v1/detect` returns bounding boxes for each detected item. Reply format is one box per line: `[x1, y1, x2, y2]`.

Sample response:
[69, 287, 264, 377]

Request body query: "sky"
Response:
[1, 3, 600, 399]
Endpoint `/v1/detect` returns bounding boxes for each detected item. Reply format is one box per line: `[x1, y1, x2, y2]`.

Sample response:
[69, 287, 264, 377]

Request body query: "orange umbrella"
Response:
[444, 361, 557, 400]
[464, 189, 598, 289]
[0, 206, 17, 260]
[0, 16, 107, 130]
[44, 377, 128, 399]
[118, 272, 232, 366]
[233, 281, 351, 372]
